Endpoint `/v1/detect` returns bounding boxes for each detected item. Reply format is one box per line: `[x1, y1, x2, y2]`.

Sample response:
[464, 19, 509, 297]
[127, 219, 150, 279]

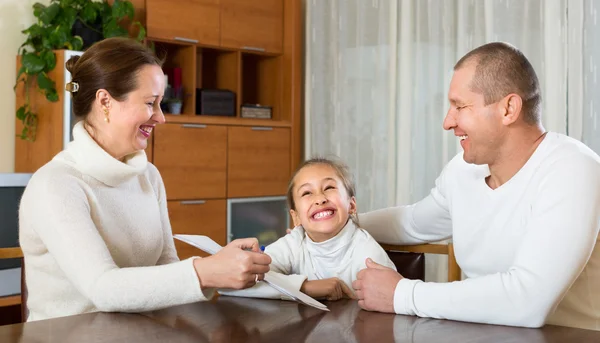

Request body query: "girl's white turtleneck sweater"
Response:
[19, 121, 214, 322]
[219, 220, 396, 299]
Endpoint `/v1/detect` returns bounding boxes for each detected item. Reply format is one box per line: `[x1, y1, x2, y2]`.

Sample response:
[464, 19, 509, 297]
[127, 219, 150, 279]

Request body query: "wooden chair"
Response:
[0, 247, 26, 325]
[380, 243, 461, 282]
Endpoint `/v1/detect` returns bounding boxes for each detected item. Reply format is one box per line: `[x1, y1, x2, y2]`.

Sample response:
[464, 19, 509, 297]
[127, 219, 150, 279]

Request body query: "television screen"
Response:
[228, 196, 290, 247]
[0, 173, 30, 297]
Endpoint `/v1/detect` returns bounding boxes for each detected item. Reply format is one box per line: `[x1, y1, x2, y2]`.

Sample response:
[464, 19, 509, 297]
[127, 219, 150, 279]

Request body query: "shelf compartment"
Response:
[196, 48, 240, 116]
[241, 53, 282, 120]
[153, 40, 197, 115]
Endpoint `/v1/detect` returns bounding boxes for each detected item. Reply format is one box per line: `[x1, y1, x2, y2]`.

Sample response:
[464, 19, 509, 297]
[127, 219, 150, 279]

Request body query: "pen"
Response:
[260, 245, 265, 252]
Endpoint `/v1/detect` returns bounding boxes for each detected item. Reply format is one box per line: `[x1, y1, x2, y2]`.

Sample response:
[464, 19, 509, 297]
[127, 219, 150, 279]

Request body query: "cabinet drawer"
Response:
[227, 126, 290, 197]
[168, 199, 227, 259]
[154, 123, 227, 200]
[220, 0, 283, 53]
[147, 0, 221, 46]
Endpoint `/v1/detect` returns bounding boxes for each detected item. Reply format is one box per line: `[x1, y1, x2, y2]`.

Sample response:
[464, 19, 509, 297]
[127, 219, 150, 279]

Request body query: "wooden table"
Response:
[1, 297, 599, 342]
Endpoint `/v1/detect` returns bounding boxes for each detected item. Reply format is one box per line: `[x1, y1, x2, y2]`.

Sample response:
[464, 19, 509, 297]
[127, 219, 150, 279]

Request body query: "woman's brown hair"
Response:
[65, 37, 163, 119]
[286, 157, 359, 225]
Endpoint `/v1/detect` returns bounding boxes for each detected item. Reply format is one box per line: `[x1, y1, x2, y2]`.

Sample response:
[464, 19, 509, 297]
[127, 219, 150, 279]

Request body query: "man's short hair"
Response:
[454, 42, 541, 125]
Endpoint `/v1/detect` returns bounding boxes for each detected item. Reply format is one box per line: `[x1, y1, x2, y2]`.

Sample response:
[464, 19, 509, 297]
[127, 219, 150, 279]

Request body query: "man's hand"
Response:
[300, 277, 356, 301]
[352, 258, 403, 313]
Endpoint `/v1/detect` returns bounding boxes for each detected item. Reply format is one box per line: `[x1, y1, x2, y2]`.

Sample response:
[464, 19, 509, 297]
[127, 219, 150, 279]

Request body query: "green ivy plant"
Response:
[15, 0, 146, 141]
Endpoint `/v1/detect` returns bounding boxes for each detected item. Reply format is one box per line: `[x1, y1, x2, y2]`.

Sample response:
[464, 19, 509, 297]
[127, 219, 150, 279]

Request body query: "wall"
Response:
[0, 0, 51, 172]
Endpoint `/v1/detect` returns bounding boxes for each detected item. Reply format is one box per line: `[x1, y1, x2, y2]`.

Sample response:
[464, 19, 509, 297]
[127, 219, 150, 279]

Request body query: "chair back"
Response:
[386, 251, 425, 281]
[380, 243, 461, 282]
[0, 247, 26, 324]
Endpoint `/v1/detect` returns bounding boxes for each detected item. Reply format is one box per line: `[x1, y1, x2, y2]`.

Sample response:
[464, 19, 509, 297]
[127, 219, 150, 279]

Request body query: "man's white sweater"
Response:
[19, 122, 213, 322]
[361, 132, 600, 330]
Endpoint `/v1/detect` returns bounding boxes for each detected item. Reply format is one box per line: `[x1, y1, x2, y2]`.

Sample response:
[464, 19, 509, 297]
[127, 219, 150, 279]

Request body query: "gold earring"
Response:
[103, 108, 110, 123]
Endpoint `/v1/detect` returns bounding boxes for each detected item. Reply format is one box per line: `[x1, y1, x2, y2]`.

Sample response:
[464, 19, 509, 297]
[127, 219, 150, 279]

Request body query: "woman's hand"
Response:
[193, 238, 272, 290]
[300, 277, 356, 301]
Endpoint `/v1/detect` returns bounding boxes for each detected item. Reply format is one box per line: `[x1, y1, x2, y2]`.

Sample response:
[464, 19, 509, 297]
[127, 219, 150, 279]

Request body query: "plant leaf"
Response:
[22, 24, 44, 38]
[16, 106, 26, 121]
[37, 72, 54, 91]
[125, 1, 135, 20]
[62, 6, 78, 28]
[103, 19, 127, 38]
[50, 25, 69, 48]
[81, 2, 97, 23]
[111, 0, 126, 19]
[22, 53, 45, 74]
[46, 89, 59, 102]
[135, 22, 146, 41]
[32, 3, 46, 19]
[71, 36, 84, 51]
[40, 49, 56, 71]
[39, 3, 60, 25]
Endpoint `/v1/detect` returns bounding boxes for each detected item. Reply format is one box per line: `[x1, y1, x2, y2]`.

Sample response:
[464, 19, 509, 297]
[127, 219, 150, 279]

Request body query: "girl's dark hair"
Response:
[286, 157, 359, 225]
[65, 37, 164, 119]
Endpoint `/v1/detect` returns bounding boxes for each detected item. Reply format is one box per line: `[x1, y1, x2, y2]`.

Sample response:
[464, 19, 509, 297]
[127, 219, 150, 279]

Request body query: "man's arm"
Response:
[359, 155, 460, 244]
[392, 154, 600, 327]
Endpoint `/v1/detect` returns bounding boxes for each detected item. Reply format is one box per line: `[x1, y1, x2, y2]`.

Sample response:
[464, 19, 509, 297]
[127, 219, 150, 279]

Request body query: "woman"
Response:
[18, 37, 271, 322]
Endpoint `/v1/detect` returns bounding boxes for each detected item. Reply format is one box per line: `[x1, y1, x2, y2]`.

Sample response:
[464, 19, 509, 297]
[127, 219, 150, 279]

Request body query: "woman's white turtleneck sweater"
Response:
[219, 220, 396, 299]
[19, 122, 214, 322]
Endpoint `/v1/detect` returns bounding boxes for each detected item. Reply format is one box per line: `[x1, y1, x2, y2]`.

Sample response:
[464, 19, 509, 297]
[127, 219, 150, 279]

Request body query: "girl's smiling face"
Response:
[290, 164, 356, 242]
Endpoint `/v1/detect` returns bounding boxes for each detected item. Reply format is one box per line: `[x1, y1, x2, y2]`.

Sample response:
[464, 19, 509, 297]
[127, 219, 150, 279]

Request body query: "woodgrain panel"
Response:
[227, 126, 290, 197]
[154, 123, 227, 199]
[220, 0, 283, 53]
[168, 199, 226, 259]
[146, 0, 220, 46]
[14, 51, 66, 173]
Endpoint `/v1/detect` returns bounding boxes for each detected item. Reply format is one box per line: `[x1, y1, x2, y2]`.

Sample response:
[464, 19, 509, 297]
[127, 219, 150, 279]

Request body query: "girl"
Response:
[220, 157, 396, 301]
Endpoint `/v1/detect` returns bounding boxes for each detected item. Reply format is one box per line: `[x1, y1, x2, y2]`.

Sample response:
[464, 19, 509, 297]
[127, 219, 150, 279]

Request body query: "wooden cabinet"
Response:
[220, 0, 284, 53]
[146, 0, 221, 46]
[145, 134, 153, 163]
[168, 199, 226, 259]
[153, 123, 227, 200]
[227, 126, 290, 197]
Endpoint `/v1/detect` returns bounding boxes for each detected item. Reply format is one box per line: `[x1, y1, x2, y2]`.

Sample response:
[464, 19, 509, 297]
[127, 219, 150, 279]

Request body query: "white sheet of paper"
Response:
[173, 234, 329, 311]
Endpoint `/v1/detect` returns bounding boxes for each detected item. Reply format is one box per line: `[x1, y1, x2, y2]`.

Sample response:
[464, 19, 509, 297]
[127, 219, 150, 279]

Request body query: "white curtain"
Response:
[306, 0, 570, 282]
[568, 0, 600, 152]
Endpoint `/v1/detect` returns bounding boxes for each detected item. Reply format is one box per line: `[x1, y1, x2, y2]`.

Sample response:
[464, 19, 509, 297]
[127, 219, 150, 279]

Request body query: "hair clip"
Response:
[66, 81, 79, 93]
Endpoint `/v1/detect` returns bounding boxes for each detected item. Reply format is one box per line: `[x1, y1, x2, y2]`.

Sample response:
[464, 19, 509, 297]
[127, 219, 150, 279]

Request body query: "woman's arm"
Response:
[20, 173, 211, 313]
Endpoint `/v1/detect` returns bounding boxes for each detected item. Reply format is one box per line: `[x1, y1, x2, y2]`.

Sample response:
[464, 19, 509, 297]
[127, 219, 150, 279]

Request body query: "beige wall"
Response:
[0, 0, 51, 172]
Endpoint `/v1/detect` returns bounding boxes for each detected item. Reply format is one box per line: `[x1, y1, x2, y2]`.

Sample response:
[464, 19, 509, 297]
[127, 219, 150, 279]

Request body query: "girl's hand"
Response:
[300, 277, 356, 301]
[193, 238, 272, 290]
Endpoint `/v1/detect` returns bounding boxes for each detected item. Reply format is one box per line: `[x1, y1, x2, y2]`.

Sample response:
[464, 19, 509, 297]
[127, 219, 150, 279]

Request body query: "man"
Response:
[352, 42, 600, 330]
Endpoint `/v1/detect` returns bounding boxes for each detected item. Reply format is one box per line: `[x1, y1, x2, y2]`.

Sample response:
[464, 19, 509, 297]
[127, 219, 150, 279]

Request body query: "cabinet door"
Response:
[154, 123, 227, 200]
[146, 0, 220, 46]
[220, 0, 283, 53]
[168, 199, 226, 259]
[227, 127, 290, 197]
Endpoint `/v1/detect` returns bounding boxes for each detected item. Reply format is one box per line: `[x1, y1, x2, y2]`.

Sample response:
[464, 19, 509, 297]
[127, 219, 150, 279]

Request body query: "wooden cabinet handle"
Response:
[180, 200, 206, 205]
[174, 37, 199, 44]
[242, 46, 266, 52]
[251, 127, 273, 131]
[182, 124, 207, 129]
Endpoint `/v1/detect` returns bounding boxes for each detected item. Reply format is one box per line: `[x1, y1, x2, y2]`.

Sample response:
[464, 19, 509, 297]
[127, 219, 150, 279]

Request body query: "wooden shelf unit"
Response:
[13, 0, 303, 262]
[144, 0, 303, 260]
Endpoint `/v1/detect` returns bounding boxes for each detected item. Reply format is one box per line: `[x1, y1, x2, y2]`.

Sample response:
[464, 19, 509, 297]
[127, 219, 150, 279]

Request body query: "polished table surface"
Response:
[2, 297, 600, 343]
